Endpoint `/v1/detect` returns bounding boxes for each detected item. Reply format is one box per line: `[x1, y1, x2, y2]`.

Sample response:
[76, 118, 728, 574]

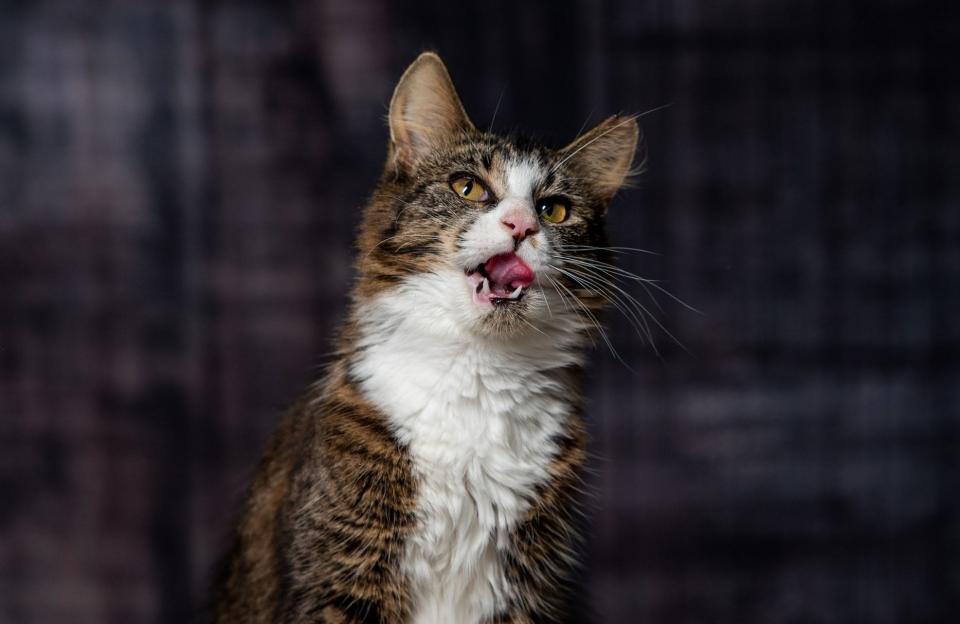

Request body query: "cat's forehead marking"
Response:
[504, 157, 543, 199]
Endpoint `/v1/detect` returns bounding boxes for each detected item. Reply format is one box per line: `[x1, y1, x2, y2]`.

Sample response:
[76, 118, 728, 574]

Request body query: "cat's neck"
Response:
[347, 269, 587, 433]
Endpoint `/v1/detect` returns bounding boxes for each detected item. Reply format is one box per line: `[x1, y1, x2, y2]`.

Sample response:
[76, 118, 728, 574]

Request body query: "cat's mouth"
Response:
[465, 252, 535, 307]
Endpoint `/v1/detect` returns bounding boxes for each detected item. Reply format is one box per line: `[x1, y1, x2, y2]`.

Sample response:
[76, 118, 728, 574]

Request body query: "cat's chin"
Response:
[472, 299, 540, 338]
[465, 278, 543, 339]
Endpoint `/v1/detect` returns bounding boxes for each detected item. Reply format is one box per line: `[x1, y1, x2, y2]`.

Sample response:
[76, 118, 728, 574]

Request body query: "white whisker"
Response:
[554, 252, 701, 314]
[550, 274, 628, 366]
[488, 87, 506, 134]
[549, 103, 671, 175]
[554, 265, 657, 352]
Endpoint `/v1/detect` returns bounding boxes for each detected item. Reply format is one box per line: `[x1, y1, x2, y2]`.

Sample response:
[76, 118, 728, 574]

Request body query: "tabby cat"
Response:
[213, 52, 640, 623]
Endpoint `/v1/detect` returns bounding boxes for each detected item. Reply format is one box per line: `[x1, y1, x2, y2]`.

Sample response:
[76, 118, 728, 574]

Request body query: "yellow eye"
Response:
[450, 175, 489, 202]
[537, 198, 569, 224]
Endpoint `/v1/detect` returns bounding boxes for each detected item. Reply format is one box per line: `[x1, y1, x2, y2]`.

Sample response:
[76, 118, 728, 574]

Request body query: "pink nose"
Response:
[500, 208, 539, 240]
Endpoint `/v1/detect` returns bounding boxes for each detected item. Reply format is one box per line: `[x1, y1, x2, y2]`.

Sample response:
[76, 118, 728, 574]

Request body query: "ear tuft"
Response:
[388, 52, 475, 171]
[558, 115, 640, 200]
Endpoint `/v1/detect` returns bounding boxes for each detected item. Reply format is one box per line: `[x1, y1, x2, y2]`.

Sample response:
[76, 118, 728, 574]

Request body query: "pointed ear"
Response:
[558, 115, 640, 200]
[388, 52, 475, 171]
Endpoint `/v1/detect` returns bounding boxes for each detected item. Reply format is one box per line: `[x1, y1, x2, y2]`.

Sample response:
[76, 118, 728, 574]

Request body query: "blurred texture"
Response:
[1, 1, 958, 622]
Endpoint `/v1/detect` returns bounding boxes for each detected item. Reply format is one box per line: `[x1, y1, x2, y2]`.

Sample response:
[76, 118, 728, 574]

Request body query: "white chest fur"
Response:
[350, 272, 583, 624]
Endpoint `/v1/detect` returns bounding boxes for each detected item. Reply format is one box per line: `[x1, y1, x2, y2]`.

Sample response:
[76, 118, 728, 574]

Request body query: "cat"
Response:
[212, 52, 639, 624]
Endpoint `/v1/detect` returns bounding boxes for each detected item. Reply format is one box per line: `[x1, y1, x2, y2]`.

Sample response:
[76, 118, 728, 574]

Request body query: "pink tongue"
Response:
[484, 252, 535, 290]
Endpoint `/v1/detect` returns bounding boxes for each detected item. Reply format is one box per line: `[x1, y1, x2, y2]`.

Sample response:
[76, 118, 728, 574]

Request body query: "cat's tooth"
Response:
[508, 285, 523, 299]
[480, 278, 491, 296]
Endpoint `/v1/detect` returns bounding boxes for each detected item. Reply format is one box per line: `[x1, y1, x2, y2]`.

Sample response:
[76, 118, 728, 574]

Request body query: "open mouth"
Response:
[466, 252, 535, 307]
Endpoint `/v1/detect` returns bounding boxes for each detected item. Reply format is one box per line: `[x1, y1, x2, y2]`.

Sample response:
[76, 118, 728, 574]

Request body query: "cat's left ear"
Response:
[558, 115, 641, 201]
[388, 52, 475, 172]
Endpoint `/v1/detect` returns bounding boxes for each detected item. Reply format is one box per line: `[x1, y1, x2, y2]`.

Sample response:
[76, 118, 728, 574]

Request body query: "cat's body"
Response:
[214, 53, 639, 623]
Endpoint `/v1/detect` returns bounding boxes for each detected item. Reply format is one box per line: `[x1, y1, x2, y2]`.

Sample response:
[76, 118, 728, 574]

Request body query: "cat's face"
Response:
[355, 53, 639, 339]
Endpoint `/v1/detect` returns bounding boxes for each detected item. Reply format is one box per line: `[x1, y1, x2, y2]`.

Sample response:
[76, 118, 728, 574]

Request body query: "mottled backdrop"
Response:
[1, 1, 958, 623]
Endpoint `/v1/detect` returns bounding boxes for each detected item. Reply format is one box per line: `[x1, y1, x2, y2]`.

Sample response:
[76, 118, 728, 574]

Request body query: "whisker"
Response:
[554, 278, 610, 353]
[488, 86, 506, 134]
[381, 193, 419, 225]
[550, 116, 640, 174]
[544, 274, 572, 313]
[536, 279, 554, 319]
[554, 253, 701, 314]
[365, 233, 438, 260]
[550, 274, 629, 367]
[561, 267, 656, 342]
[544, 274, 593, 347]
[518, 315, 548, 337]
[560, 265, 690, 354]
[570, 106, 598, 145]
[395, 236, 441, 252]
[554, 256, 666, 314]
[554, 266, 657, 352]
[560, 244, 661, 257]
[549, 103, 671, 175]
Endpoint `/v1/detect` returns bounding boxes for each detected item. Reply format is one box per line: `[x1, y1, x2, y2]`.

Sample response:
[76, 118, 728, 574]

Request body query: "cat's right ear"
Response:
[558, 115, 641, 201]
[388, 52, 475, 172]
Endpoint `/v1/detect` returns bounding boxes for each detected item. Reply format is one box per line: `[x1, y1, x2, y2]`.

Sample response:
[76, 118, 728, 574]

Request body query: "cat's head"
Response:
[354, 53, 639, 341]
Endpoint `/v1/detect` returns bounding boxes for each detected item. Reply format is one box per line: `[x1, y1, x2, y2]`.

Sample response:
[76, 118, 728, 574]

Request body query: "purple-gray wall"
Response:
[1, 1, 958, 622]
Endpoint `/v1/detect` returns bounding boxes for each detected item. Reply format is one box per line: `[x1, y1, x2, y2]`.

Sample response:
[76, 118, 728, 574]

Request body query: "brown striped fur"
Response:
[213, 53, 639, 623]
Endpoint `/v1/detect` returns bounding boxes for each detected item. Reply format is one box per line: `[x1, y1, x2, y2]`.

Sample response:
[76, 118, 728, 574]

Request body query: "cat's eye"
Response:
[450, 175, 489, 202]
[537, 198, 570, 224]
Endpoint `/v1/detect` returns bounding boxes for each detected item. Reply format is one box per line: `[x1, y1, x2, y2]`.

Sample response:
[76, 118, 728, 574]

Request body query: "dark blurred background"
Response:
[1, 1, 958, 622]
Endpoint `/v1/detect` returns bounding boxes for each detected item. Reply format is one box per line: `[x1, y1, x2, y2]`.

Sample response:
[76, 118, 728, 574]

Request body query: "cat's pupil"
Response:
[461, 180, 473, 196]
